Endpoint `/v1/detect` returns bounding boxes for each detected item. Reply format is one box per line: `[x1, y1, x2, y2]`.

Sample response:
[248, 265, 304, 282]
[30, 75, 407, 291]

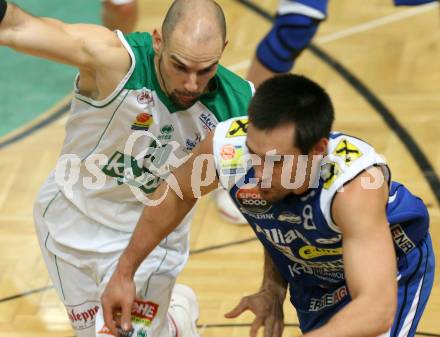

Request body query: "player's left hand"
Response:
[224, 288, 285, 337]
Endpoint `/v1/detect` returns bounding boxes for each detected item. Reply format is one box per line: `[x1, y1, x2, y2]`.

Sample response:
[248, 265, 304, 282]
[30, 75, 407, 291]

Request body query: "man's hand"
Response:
[101, 268, 136, 337]
[225, 289, 285, 337]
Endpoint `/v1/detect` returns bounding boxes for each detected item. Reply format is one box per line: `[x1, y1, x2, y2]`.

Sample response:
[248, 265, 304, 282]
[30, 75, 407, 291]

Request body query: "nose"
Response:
[184, 73, 198, 93]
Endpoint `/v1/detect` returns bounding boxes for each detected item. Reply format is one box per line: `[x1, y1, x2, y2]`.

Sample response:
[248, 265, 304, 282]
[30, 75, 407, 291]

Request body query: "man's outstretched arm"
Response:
[0, 1, 129, 71]
[101, 132, 219, 336]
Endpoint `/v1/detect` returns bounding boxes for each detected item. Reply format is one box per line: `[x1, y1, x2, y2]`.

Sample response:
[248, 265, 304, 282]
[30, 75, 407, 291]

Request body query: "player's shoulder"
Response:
[327, 132, 376, 156]
[123, 32, 153, 49]
[216, 64, 255, 98]
[121, 32, 155, 90]
[200, 66, 254, 122]
[321, 131, 388, 193]
[215, 116, 249, 138]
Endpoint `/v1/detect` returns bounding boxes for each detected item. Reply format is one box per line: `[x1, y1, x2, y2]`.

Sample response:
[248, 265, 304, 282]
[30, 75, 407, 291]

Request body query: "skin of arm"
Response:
[223, 248, 288, 337]
[101, 132, 219, 335]
[0, 3, 130, 98]
[261, 248, 288, 296]
[303, 167, 397, 337]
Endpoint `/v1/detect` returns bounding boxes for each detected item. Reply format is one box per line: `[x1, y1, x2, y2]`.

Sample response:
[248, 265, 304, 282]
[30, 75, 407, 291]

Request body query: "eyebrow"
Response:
[246, 141, 288, 162]
[170, 54, 218, 72]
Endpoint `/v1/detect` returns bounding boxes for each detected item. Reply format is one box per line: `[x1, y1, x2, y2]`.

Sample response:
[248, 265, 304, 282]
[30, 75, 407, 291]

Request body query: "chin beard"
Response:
[170, 92, 198, 108]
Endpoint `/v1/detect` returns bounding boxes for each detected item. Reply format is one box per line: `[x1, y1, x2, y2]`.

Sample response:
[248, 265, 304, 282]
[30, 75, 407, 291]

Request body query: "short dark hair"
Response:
[248, 74, 334, 154]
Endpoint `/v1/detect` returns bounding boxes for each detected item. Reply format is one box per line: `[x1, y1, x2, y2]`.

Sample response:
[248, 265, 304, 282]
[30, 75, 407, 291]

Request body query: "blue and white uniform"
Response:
[213, 117, 435, 336]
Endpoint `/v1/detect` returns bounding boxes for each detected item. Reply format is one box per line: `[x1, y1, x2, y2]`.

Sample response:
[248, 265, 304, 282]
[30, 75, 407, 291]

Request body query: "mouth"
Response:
[174, 90, 201, 106]
[179, 95, 196, 104]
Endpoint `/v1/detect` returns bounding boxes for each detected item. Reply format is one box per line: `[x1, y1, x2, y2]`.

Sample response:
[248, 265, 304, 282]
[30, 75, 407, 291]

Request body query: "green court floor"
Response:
[0, 0, 100, 137]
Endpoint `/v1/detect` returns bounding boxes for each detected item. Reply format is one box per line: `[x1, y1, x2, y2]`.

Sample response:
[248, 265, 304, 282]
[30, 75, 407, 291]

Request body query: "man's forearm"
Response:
[261, 249, 287, 297]
[116, 183, 197, 279]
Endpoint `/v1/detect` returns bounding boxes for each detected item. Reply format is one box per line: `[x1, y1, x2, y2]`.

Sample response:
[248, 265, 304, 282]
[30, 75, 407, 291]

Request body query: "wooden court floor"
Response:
[0, 0, 439, 336]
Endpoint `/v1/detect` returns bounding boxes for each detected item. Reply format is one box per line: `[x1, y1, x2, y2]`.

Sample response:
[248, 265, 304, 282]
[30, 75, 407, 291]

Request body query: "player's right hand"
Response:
[224, 289, 285, 337]
[101, 268, 136, 337]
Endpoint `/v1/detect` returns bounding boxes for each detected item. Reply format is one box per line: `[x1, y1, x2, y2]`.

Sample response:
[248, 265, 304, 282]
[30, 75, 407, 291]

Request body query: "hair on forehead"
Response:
[249, 74, 334, 154]
[162, 0, 227, 44]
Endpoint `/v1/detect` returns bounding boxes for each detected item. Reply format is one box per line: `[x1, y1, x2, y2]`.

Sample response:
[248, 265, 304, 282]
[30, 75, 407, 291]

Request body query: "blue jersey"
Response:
[213, 117, 433, 333]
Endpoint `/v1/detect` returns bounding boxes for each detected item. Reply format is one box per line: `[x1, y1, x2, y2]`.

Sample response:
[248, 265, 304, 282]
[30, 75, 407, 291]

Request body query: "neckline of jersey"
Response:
[148, 48, 219, 113]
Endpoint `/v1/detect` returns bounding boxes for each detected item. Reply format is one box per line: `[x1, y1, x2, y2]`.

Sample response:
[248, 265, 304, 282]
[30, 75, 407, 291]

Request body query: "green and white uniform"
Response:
[33, 31, 253, 337]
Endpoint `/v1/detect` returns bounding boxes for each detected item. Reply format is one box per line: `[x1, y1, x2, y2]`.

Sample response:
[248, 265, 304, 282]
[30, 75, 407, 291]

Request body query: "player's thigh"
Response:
[34, 215, 101, 337]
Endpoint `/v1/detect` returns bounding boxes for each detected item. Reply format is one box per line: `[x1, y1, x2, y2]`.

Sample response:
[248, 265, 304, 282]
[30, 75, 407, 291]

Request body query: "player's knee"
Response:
[256, 14, 320, 73]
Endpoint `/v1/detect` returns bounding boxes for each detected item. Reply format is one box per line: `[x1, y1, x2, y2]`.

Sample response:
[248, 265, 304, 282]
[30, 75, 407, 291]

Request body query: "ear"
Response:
[152, 29, 163, 54]
[223, 39, 229, 51]
[312, 138, 328, 156]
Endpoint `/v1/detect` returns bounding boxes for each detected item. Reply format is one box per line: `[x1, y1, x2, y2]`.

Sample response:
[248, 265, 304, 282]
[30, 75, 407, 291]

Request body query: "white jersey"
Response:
[35, 31, 253, 250]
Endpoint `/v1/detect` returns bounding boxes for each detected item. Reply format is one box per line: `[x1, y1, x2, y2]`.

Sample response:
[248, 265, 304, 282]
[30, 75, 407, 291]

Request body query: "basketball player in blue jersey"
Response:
[248, 0, 439, 87]
[102, 74, 434, 337]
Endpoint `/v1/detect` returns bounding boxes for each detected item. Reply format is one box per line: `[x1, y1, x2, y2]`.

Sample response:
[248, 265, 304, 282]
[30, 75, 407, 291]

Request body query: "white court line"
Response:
[228, 60, 251, 72]
[315, 1, 438, 44]
[227, 1, 439, 72]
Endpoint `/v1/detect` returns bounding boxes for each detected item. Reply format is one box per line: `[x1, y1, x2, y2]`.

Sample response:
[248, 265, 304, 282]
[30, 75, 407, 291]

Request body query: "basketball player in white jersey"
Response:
[0, 1, 254, 336]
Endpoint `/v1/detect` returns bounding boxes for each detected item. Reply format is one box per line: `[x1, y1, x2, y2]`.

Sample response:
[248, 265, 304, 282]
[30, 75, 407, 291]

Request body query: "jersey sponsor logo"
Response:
[158, 124, 174, 141]
[277, 211, 302, 224]
[321, 162, 342, 190]
[137, 88, 154, 106]
[288, 263, 345, 282]
[102, 151, 162, 194]
[256, 224, 344, 272]
[221, 145, 245, 175]
[390, 224, 416, 254]
[66, 301, 100, 330]
[226, 119, 248, 138]
[255, 224, 311, 245]
[236, 186, 272, 214]
[185, 132, 202, 152]
[241, 208, 275, 219]
[333, 139, 362, 166]
[199, 111, 218, 131]
[131, 300, 159, 327]
[316, 235, 342, 245]
[309, 285, 348, 312]
[220, 144, 236, 160]
[299, 245, 342, 260]
[132, 113, 154, 131]
[97, 300, 158, 335]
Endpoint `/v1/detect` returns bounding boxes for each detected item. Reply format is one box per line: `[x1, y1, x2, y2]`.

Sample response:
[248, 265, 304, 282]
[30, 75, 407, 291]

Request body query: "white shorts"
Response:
[34, 195, 190, 337]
